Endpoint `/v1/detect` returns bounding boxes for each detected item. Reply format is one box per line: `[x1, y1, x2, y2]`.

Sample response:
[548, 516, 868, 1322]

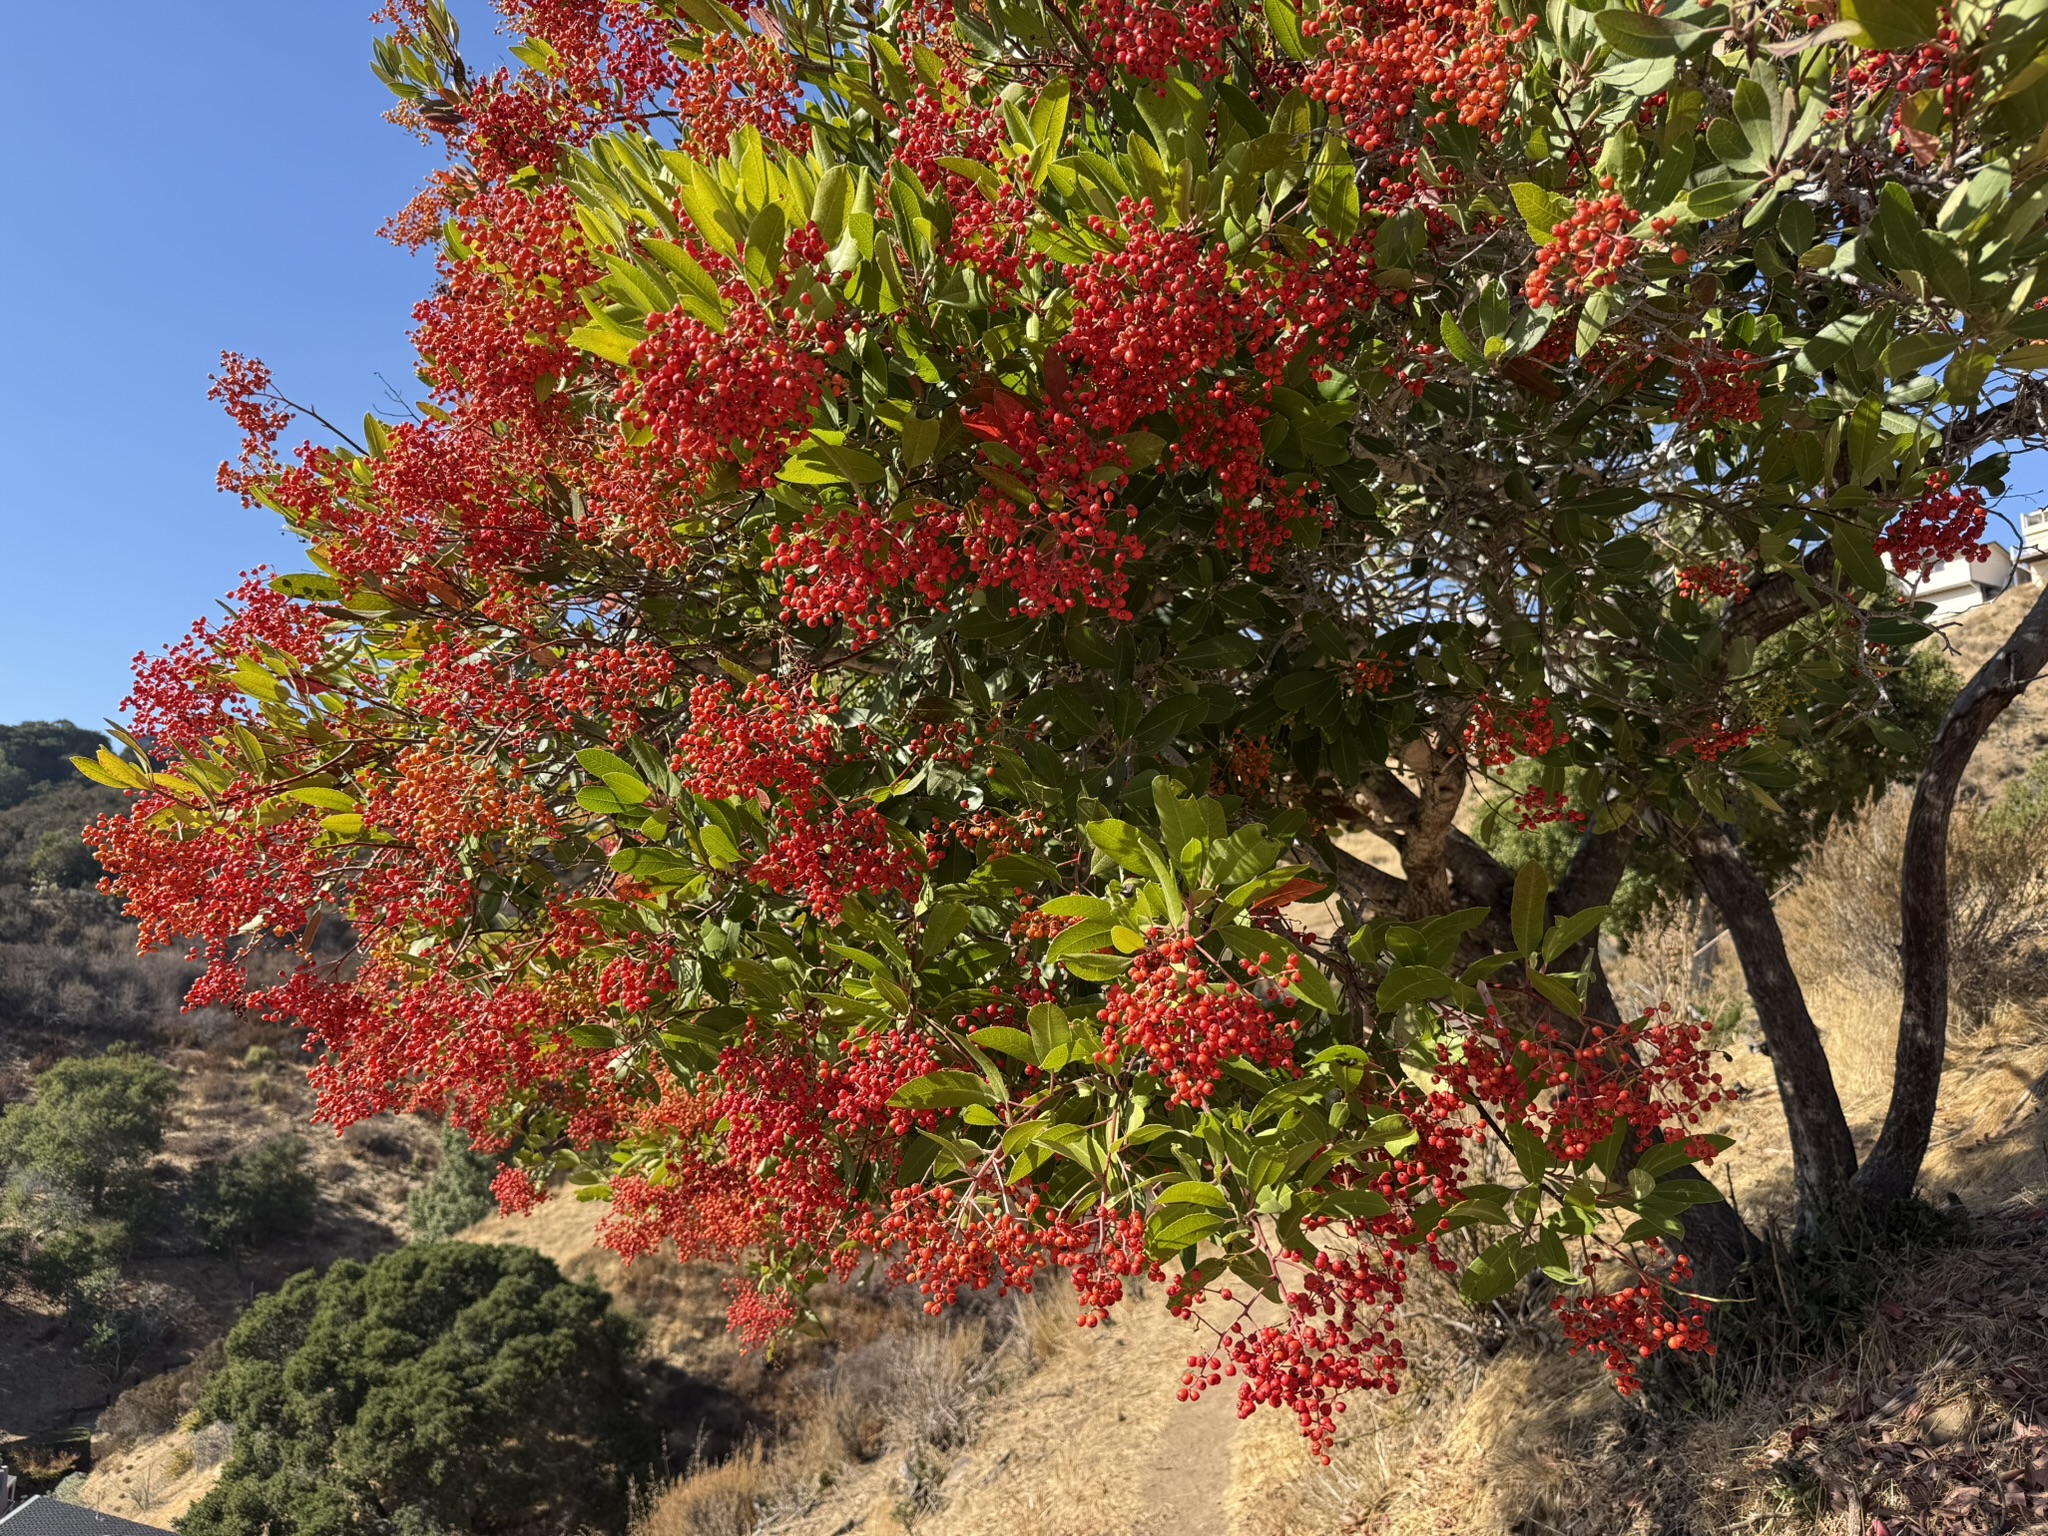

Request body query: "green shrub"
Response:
[187, 1136, 316, 1253]
[23, 1217, 128, 1303]
[0, 1048, 176, 1211]
[182, 1243, 658, 1536]
[28, 828, 100, 890]
[405, 1127, 498, 1241]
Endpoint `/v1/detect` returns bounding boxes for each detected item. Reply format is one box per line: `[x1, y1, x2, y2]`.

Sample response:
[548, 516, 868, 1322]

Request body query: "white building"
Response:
[1892, 508, 2048, 616]
[2018, 507, 2048, 590]
[1899, 545, 2018, 617]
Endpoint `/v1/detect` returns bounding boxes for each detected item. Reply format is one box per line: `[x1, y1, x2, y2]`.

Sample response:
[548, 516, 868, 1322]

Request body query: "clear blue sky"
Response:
[0, 3, 498, 730]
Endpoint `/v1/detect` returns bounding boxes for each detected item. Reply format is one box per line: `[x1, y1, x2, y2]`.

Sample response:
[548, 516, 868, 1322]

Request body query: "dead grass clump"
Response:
[1010, 1279, 1080, 1370]
[1783, 785, 2048, 1040]
[1608, 896, 1750, 1041]
[635, 1445, 775, 1536]
[96, 1343, 222, 1451]
[633, 1312, 1024, 1536]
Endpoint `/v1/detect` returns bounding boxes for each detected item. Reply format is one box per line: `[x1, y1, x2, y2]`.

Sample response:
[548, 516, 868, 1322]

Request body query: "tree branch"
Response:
[1854, 578, 2048, 1210]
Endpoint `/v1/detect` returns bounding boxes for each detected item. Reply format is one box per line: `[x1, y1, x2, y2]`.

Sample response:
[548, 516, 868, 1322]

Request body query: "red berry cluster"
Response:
[1875, 471, 1991, 575]
[1671, 345, 1762, 427]
[1511, 783, 1585, 831]
[1350, 658, 1396, 694]
[668, 28, 807, 153]
[624, 285, 842, 494]
[1524, 189, 1641, 310]
[1096, 936, 1301, 1108]
[208, 353, 291, 504]
[723, 1279, 801, 1348]
[670, 676, 928, 919]
[1669, 721, 1761, 762]
[1552, 1253, 1714, 1393]
[856, 1183, 1159, 1321]
[1301, 0, 1538, 152]
[1079, 0, 1236, 87]
[123, 571, 331, 754]
[766, 498, 966, 643]
[1675, 559, 1752, 602]
[1175, 1245, 1409, 1461]
[1433, 1006, 1728, 1165]
[1463, 695, 1565, 769]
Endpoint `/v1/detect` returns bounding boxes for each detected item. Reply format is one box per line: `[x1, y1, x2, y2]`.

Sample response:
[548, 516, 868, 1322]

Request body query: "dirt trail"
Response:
[1130, 1380, 1238, 1536]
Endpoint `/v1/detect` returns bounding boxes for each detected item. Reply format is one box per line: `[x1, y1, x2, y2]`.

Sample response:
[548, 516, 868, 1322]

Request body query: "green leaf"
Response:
[812, 163, 853, 248]
[568, 324, 638, 367]
[72, 750, 151, 792]
[1148, 1208, 1234, 1253]
[676, 161, 741, 256]
[891, 1069, 993, 1108]
[1542, 906, 1610, 963]
[1039, 893, 1116, 919]
[1029, 78, 1071, 187]
[1595, 8, 1713, 58]
[1440, 313, 1483, 366]
[641, 239, 728, 324]
[1511, 860, 1549, 957]
[1313, 1187, 1392, 1220]
[1376, 964, 1454, 1012]
[576, 748, 636, 780]
[1062, 951, 1136, 982]
[1528, 971, 1584, 1018]
[1687, 177, 1761, 220]
[1841, 0, 1937, 50]
[286, 787, 357, 812]
[1262, 0, 1309, 60]
[1084, 819, 1161, 874]
[1460, 1238, 1534, 1305]
[566, 1025, 621, 1050]
[1155, 1180, 1231, 1209]
[1506, 1122, 1553, 1183]
[969, 1026, 1040, 1062]
[1308, 135, 1360, 243]
[779, 441, 888, 486]
[1831, 523, 1890, 593]
[1047, 916, 1117, 961]
[1509, 181, 1570, 244]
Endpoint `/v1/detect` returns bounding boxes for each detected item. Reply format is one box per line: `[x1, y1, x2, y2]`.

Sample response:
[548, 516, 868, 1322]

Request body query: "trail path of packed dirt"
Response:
[1129, 1377, 1237, 1536]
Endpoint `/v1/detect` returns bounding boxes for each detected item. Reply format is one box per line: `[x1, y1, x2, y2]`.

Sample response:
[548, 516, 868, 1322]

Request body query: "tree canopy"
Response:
[0, 1048, 176, 1211]
[180, 1242, 657, 1536]
[83, 0, 2048, 1449]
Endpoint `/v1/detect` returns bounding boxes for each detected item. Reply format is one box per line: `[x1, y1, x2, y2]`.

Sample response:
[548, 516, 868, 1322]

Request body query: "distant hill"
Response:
[1937, 585, 2048, 798]
[0, 722, 194, 1098]
[0, 722, 111, 812]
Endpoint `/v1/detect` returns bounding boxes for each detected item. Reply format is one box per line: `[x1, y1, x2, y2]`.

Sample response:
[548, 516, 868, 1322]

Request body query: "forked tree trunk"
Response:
[1681, 820, 1858, 1234]
[1853, 580, 2048, 1212]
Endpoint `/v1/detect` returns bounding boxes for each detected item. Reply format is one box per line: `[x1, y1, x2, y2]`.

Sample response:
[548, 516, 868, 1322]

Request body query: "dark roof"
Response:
[0, 1499, 174, 1536]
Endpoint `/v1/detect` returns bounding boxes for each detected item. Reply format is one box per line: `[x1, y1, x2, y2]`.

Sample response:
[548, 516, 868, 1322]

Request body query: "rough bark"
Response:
[1395, 739, 1469, 918]
[1853, 580, 2048, 1212]
[1680, 817, 1859, 1229]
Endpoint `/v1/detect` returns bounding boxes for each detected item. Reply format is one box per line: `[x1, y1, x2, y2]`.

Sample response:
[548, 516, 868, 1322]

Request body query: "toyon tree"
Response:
[81, 0, 2048, 1452]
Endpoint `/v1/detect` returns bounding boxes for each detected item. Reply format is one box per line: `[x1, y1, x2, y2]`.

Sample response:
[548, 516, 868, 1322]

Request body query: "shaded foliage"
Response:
[405, 1126, 498, 1242]
[1477, 645, 1962, 937]
[182, 1242, 659, 1536]
[188, 1134, 318, 1254]
[0, 722, 107, 812]
[0, 1046, 176, 1211]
